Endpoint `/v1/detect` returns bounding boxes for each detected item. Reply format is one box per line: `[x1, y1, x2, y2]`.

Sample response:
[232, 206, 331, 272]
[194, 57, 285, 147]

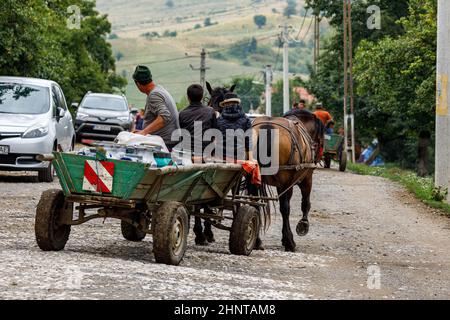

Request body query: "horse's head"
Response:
[285, 110, 325, 163]
[206, 81, 236, 112]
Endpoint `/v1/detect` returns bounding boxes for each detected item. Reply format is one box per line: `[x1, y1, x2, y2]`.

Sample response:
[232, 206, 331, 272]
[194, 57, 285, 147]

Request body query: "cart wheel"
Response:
[324, 155, 332, 169]
[229, 205, 259, 256]
[339, 150, 347, 172]
[152, 202, 189, 266]
[121, 213, 147, 242]
[35, 189, 72, 251]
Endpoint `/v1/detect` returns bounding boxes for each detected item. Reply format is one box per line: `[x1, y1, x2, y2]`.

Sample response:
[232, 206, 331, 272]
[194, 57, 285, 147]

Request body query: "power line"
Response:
[273, 41, 282, 71]
[119, 55, 197, 67]
[206, 32, 279, 55]
[298, 17, 314, 43]
[295, 8, 310, 40]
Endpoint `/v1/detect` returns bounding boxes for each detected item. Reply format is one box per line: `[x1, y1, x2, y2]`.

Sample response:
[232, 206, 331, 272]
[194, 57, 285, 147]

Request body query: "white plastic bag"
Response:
[115, 132, 169, 153]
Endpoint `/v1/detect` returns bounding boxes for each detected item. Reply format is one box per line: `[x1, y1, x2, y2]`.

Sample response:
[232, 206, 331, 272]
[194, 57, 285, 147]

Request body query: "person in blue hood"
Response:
[217, 92, 252, 161]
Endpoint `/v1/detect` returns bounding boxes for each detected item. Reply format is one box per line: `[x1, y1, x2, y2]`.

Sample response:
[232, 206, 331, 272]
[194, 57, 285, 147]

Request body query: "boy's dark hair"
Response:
[187, 84, 204, 103]
[299, 99, 306, 104]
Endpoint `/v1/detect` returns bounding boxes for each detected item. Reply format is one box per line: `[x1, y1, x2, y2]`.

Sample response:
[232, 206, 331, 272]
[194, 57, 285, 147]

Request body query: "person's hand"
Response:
[134, 130, 146, 136]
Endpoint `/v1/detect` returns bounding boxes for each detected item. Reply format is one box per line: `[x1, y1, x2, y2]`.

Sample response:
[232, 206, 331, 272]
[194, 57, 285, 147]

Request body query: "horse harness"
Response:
[253, 119, 315, 169]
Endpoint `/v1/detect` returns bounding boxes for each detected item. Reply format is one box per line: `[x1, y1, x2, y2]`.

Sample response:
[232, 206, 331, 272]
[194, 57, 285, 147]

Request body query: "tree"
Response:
[271, 78, 302, 116]
[204, 17, 213, 27]
[166, 0, 174, 8]
[301, 0, 411, 165]
[354, 0, 437, 175]
[253, 15, 267, 29]
[284, 0, 297, 18]
[0, 0, 127, 105]
[227, 76, 265, 113]
[115, 52, 124, 61]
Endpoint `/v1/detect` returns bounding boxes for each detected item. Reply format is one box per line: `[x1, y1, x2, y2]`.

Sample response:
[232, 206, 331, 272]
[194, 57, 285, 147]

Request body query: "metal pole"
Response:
[283, 23, 290, 114]
[265, 65, 273, 117]
[190, 48, 210, 90]
[314, 15, 320, 72]
[343, 0, 349, 160]
[347, 0, 356, 163]
[436, 0, 450, 202]
[200, 48, 206, 89]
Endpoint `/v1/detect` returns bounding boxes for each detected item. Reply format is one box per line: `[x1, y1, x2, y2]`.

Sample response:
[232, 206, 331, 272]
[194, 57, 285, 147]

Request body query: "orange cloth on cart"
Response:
[241, 161, 262, 186]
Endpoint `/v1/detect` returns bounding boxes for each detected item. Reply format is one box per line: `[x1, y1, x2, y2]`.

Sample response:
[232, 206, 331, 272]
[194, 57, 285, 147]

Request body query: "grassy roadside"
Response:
[347, 162, 450, 215]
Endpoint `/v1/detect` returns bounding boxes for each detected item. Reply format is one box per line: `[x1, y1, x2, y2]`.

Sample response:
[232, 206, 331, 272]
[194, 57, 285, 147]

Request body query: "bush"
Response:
[253, 15, 267, 29]
[204, 17, 213, 27]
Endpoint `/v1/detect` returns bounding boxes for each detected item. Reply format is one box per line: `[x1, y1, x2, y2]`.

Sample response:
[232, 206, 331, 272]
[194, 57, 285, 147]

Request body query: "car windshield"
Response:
[0, 83, 50, 115]
[82, 96, 128, 111]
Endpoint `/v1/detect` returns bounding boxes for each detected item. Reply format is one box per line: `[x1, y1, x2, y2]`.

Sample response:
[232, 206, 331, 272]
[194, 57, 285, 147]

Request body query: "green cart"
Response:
[323, 134, 347, 172]
[35, 152, 271, 266]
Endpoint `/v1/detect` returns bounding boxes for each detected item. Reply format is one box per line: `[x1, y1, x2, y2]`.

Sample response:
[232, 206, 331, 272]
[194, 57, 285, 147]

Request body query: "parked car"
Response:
[73, 93, 136, 141]
[247, 113, 266, 123]
[0, 76, 76, 182]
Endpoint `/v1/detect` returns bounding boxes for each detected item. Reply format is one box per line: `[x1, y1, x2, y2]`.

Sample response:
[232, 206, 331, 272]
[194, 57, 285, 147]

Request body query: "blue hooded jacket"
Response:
[217, 104, 252, 160]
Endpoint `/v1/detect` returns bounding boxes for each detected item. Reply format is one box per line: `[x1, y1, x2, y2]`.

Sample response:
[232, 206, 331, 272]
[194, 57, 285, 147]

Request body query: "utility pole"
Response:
[347, 0, 356, 163]
[343, 0, 356, 163]
[313, 14, 321, 72]
[436, 0, 450, 202]
[190, 48, 210, 89]
[282, 23, 291, 114]
[343, 0, 349, 163]
[264, 65, 273, 117]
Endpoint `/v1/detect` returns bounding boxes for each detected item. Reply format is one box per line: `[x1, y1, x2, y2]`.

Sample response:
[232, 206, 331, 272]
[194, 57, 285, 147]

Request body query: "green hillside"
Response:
[95, 0, 322, 108]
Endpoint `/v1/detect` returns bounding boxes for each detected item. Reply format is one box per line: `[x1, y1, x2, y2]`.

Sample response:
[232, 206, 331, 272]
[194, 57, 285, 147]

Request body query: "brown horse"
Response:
[251, 109, 325, 252]
[198, 83, 324, 252]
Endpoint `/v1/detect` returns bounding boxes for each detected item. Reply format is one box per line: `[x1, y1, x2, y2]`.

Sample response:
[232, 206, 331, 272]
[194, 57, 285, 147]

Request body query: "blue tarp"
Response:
[358, 145, 385, 167]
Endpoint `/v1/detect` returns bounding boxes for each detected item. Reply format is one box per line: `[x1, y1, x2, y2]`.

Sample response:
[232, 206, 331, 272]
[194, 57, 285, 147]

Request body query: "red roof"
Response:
[293, 87, 315, 103]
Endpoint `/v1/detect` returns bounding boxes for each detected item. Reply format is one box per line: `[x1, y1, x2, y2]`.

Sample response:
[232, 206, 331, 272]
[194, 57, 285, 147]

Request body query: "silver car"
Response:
[0, 77, 76, 182]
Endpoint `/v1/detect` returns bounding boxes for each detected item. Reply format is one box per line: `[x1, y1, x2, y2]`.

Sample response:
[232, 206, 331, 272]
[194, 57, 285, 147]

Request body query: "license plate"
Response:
[94, 125, 111, 132]
[0, 145, 9, 155]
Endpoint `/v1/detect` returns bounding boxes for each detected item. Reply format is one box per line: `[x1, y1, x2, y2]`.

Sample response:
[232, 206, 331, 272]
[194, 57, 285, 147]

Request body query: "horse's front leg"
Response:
[297, 174, 312, 237]
[279, 187, 296, 252]
[194, 217, 207, 246]
[203, 207, 216, 243]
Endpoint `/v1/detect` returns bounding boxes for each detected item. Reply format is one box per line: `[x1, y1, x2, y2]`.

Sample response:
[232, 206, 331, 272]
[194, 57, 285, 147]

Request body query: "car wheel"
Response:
[38, 162, 54, 183]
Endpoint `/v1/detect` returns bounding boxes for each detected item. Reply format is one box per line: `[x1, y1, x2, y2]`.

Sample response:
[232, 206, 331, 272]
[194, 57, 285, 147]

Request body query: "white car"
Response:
[0, 77, 76, 182]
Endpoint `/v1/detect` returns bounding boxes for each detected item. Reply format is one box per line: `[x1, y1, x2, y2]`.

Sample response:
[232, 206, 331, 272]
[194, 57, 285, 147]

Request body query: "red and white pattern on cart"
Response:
[82, 160, 115, 193]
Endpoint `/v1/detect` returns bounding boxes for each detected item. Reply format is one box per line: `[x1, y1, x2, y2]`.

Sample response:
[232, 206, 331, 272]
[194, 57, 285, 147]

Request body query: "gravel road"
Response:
[0, 167, 449, 300]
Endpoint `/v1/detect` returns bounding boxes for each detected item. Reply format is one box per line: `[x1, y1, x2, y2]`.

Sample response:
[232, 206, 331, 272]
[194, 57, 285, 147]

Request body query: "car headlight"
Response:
[118, 116, 130, 122]
[23, 125, 49, 139]
[76, 112, 90, 120]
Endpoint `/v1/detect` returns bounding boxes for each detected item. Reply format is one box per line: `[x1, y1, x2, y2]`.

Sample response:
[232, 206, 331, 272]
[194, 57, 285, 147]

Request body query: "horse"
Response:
[251, 110, 325, 252]
[191, 82, 236, 246]
[196, 83, 325, 252]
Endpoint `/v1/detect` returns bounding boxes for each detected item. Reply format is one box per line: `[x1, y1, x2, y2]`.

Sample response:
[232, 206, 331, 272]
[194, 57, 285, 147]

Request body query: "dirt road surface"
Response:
[0, 167, 449, 300]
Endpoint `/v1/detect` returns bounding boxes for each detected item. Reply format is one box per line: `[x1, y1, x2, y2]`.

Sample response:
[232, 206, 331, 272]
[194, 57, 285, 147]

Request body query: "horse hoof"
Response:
[254, 238, 265, 251]
[204, 233, 216, 243]
[195, 236, 208, 246]
[296, 220, 310, 237]
[284, 246, 296, 253]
